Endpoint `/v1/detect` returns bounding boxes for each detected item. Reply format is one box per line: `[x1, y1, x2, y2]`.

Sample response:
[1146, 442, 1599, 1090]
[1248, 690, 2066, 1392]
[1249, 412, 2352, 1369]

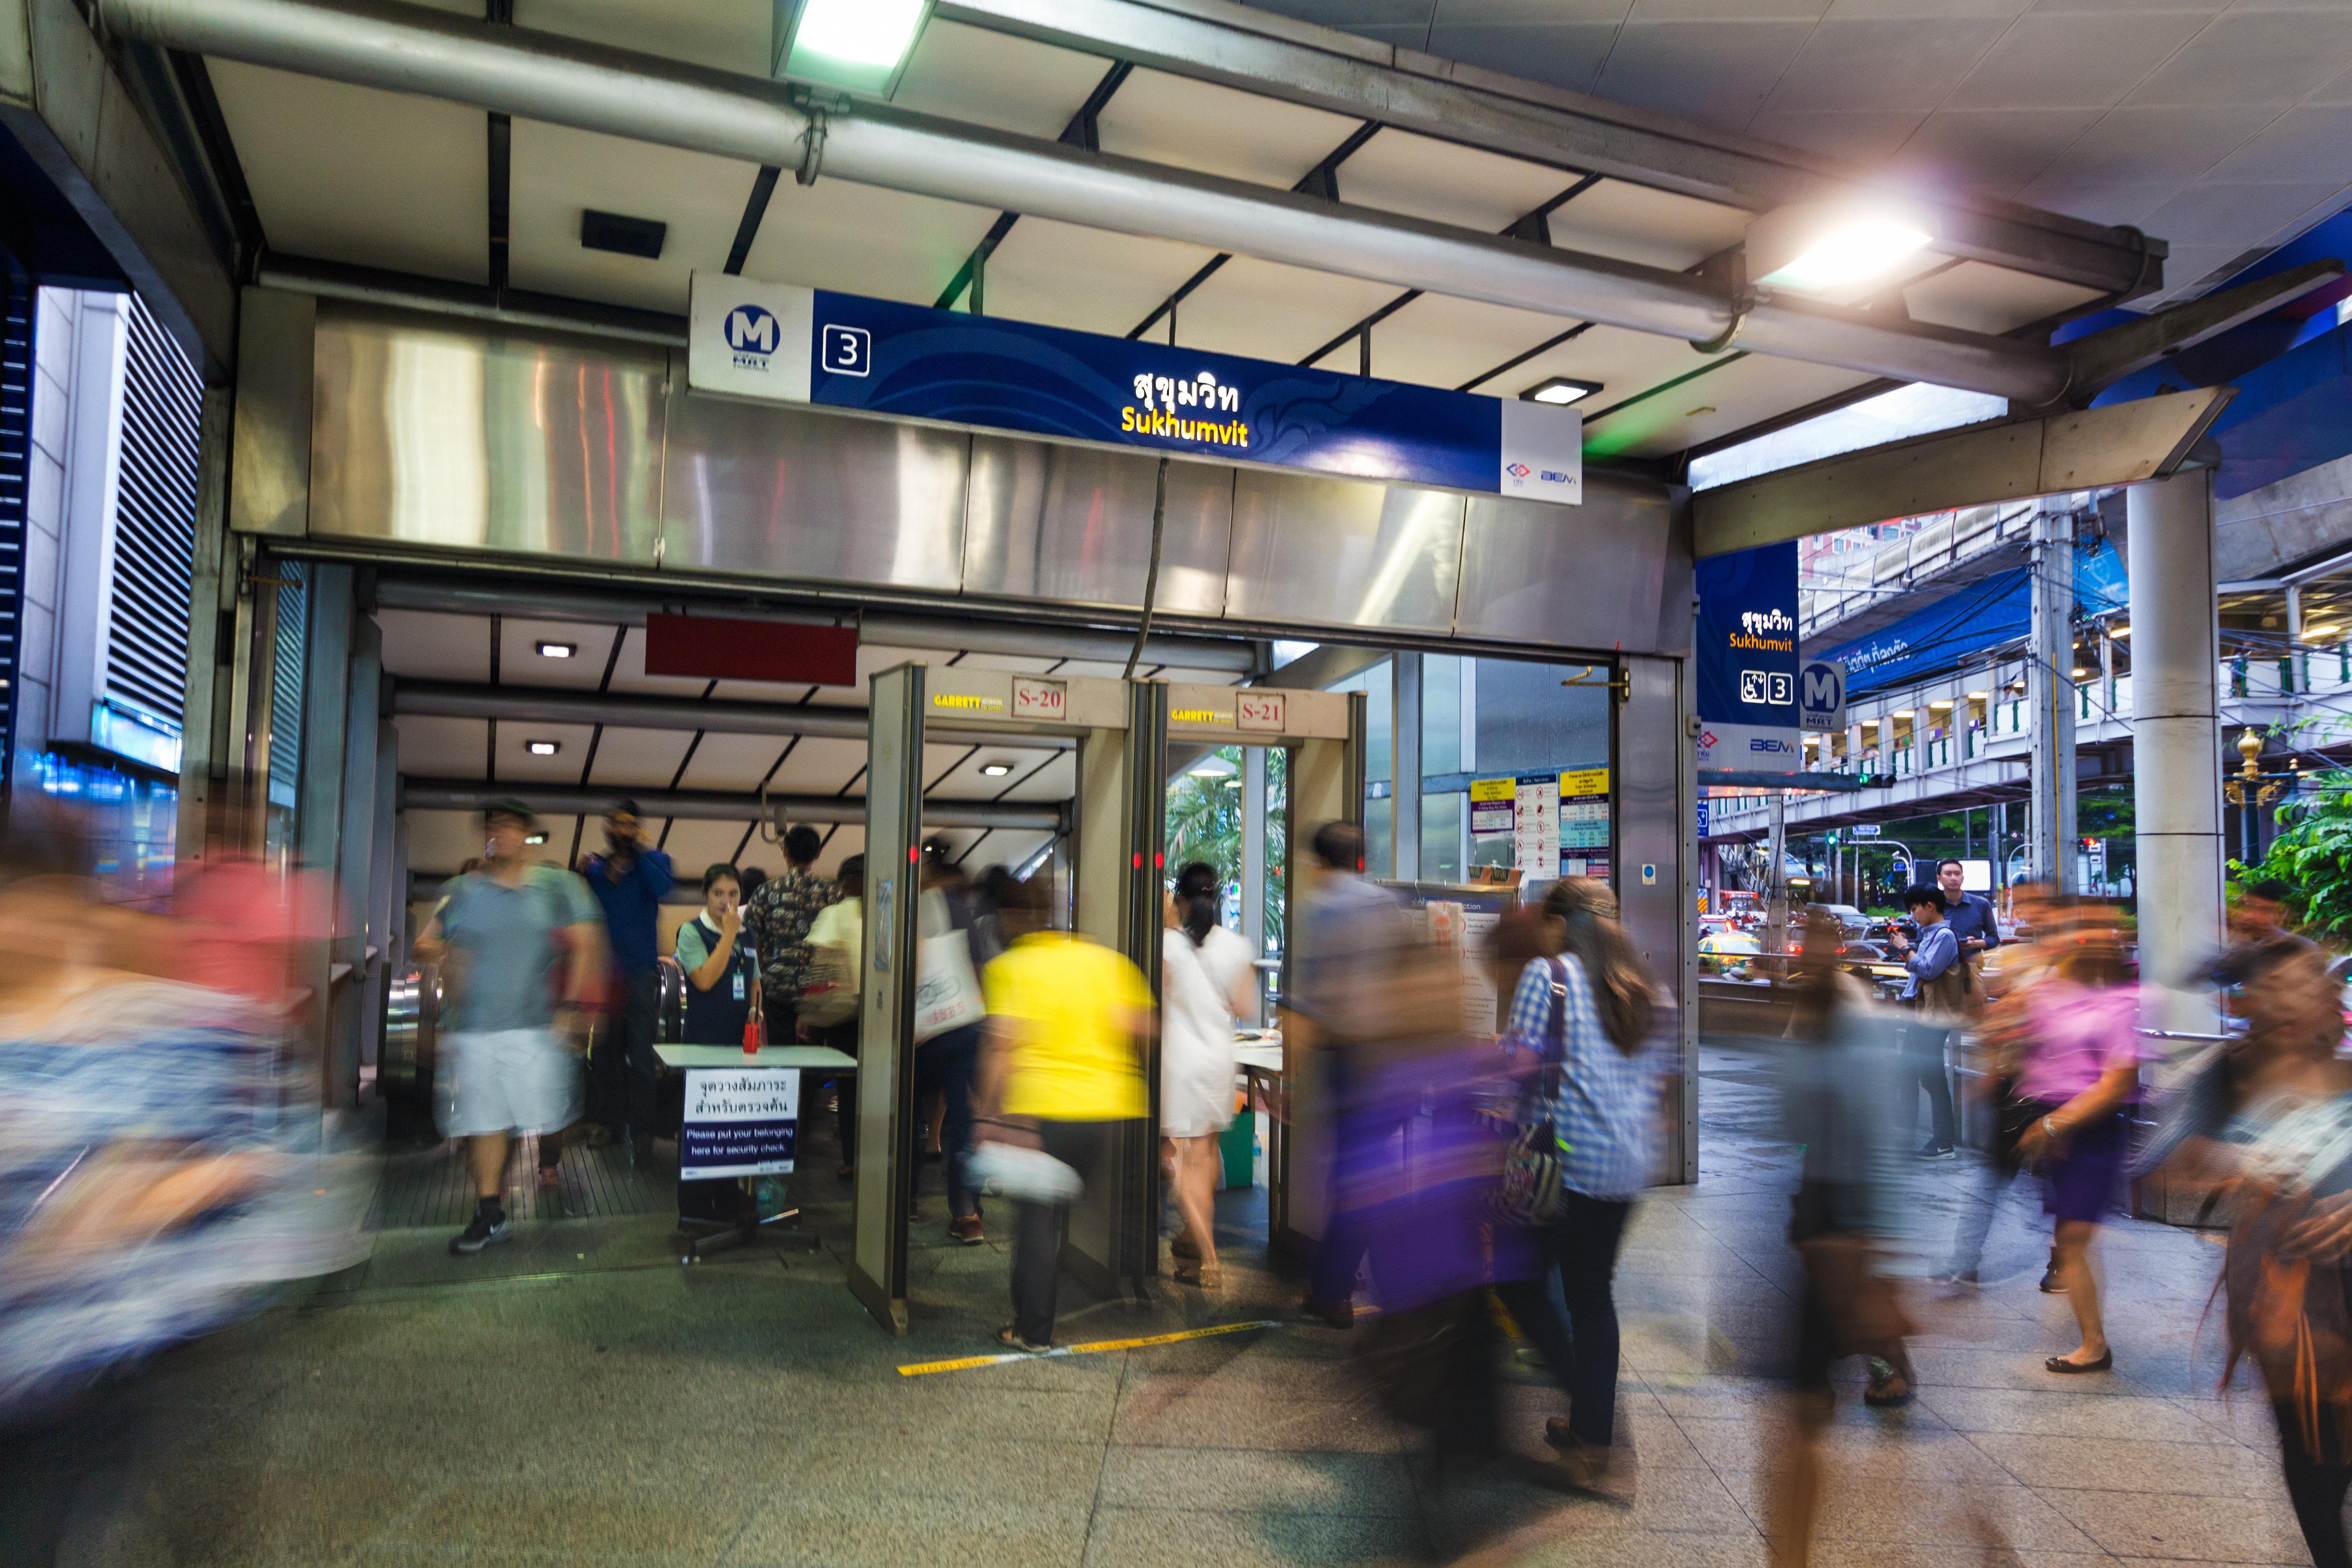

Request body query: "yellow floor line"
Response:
[897, 1317, 1282, 1376]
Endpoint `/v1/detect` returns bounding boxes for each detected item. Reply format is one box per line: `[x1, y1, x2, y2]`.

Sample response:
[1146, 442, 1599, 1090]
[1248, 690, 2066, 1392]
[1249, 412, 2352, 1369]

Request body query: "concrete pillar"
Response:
[2127, 468, 2223, 1045]
[1391, 652, 1421, 882]
[2029, 504, 2079, 891]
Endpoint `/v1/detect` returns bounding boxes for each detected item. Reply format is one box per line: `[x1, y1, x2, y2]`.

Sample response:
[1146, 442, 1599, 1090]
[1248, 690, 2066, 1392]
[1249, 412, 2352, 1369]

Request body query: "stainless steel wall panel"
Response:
[1456, 471, 1678, 652]
[663, 393, 968, 592]
[962, 439, 1231, 614]
[309, 304, 666, 561]
[1615, 652, 1695, 1184]
[1224, 471, 1463, 635]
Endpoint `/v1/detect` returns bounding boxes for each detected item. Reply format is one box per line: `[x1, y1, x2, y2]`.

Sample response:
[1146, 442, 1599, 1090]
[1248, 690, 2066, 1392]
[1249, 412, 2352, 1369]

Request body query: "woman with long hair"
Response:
[1488, 877, 1661, 1489]
[2010, 908, 2143, 1374]
[1160, 861, 1255, 1288]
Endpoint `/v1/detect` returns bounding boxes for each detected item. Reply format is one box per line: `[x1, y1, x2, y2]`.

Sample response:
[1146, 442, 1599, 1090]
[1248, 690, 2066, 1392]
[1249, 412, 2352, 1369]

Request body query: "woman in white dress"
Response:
[1161, 861, 1257, 1288]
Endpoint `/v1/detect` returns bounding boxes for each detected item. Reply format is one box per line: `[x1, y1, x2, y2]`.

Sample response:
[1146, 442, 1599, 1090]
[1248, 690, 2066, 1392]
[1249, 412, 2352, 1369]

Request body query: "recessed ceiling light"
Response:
[1521, 376, 1602, 407]
[536, 641, 577, 659]
[2072, 668, 2090, 678]
[526, 739, 561, 756]
[1747, 202, 1935, 298]
[2309, 624, 2342, 639]
[1891, 710, 1915, 718]
[1223, 778, 1242, 788]
[1966, 690, 1989, 699]
[580, 209, 666, 259]
[776, 0, 932, 97]
[525, 832, 548, 845]
[979, 762, 1013, 777]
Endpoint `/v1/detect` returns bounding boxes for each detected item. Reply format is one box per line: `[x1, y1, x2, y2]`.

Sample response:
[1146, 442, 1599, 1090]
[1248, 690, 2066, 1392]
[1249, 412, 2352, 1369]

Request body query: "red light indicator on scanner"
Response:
[1132, 852, 1144, 869]
[909, 846, 920, 864]
[1154, 852, 1165, 869]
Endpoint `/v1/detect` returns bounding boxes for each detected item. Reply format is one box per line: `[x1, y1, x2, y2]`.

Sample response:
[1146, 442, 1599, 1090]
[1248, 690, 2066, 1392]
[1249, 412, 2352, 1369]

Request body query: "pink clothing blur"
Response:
[171, 859, 331, 1008]
[2015, 979, 2145, 1103]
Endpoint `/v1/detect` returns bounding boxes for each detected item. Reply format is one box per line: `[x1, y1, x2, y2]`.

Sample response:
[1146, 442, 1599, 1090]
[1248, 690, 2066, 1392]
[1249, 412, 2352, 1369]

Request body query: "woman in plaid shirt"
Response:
[1489, 878, 1663, 1491]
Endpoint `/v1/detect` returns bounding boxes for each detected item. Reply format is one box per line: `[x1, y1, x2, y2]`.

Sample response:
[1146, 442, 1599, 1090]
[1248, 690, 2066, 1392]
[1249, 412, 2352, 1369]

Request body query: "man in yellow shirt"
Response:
[975, 876, 1153, 1351]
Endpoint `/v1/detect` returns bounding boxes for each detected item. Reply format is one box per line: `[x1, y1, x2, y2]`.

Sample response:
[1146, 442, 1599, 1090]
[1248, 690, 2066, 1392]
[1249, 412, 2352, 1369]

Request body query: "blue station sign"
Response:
[687, 271, 1582, 502]
[1693, 541, 1801, 769]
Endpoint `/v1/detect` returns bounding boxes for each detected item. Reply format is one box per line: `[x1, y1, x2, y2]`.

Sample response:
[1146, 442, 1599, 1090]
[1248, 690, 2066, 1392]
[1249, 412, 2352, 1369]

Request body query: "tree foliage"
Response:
[2237, 770, 2352, 938]
[1164, 745, 1286, 951]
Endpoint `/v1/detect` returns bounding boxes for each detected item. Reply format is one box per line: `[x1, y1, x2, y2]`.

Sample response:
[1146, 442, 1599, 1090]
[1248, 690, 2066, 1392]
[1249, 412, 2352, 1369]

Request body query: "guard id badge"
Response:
[733, 972, 747, 1000]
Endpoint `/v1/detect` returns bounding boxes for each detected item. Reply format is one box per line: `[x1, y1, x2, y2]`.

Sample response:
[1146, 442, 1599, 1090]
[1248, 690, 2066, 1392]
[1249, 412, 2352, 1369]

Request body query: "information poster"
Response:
[680, 1068, 800, 1180]
[1468, 777, 1515, 836]
[1514, 777, 1559, 877]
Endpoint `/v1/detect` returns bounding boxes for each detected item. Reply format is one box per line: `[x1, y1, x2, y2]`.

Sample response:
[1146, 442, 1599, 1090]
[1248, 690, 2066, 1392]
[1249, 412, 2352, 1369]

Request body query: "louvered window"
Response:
[267, 565, 307, 812]
[0, 269, 27, 801]
[105, 295, 199, 727]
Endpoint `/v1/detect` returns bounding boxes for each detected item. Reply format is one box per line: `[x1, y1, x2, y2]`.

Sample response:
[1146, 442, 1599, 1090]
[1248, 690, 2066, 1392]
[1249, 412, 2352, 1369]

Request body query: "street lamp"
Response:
[2223, 726, 2297, 865]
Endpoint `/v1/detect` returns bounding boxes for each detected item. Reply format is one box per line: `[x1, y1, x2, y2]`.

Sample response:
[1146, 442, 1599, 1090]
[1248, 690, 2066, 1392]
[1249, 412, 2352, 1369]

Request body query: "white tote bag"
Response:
[912, 888, 986, 1042]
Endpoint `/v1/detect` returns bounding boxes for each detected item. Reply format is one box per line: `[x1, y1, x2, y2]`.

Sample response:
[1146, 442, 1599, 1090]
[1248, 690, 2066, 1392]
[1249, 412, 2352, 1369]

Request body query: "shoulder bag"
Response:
[1489, 957, 1572, 1228]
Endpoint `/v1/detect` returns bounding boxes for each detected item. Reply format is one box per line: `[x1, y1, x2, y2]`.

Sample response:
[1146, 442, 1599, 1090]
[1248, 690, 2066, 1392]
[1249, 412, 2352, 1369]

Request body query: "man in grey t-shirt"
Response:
[416, 800, 603, 1255]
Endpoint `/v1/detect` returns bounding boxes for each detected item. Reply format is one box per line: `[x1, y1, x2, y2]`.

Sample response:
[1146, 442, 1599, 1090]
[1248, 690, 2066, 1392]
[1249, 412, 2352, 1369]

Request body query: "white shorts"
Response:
[438, 1028, 584, 1138]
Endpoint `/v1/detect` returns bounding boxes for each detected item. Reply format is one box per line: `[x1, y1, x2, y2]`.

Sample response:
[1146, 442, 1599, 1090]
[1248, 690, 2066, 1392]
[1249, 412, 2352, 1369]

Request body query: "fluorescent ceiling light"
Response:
[1891, 710, 1915, 718]
[2309, 624, 2342, 639]
[1521, 376, 1602, 407]
[525, 832, 548, 845]
[535, 641, 577, 658]
[776, 0, 931, 98]
[979, 762, 1013, 777]
[1966, 690, 1989, 700]
[1746, 202, 1935, 301]
[526, 739, 561, 756]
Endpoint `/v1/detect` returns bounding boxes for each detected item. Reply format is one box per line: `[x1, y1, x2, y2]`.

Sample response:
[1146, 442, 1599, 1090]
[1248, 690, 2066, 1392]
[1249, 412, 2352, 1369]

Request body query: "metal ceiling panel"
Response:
[809, 826, 865, 879]
[1472, 323, 1713, 410]
[963, 437, 1234, 615]
[206, 60, 488, 284]
[390, 714, 486, 776]
[1095, 67, 1360, 191]
[1456, 474, 1677, 652]
[508, 121, 760, 314]
[896, 19, 1111, 140]
[769, 736, 870, 794]
[1166, 255, 1404, 363]
[584, 724, 696, 787]
[375, 609, 491, 683]
[1902, 261, 2112, 339]
[1225, 471, 1463, 635]
[660, 818, 759, 873]
[1546, 180, 1751, 273]
[1356, 292, 1576, 393]
[404, 809, 503, 881]
[952, 652, 1064, 674]
[1334, 129, 1572, 234]
[742, 181, 1001, 308]
[496, 719, 598, 782]
[310, 305, 666, 561]
[1587, 353, 1877, 461]
[660, 394, 970, 592]
[497, 619, 621, 690]
[512, 0, 767, 74]
[982, 219, 1224, 339]
[677, 732, 795, 793]
[994, 750, 1078, 802]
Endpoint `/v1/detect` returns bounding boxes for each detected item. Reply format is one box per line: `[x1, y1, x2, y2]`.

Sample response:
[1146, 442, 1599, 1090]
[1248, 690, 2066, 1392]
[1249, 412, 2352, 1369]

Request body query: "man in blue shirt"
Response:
[1888, 885, 1963, 1158]
[1934, 858, 2002, 967]
[584, 798, 673, 1161]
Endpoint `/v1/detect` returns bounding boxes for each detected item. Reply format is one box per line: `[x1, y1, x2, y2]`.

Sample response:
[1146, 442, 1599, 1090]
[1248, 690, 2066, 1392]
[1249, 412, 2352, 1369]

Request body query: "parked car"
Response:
[1698, 929, 1763, 979]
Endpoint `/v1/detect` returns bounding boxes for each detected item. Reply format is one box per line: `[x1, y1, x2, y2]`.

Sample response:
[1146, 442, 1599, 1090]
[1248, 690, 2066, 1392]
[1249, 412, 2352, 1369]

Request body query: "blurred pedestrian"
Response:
[2154, 947, 2352, 1568]
[797, 855, 863, 1176]
[1289, 820, 1412, 1328]
[916, 839, 994, 1243]
[1161, 860, 1254, 1288]
[583, 799, 673, 1164]
[1888, 884, 1965, 1158]
[974, 873, 1152, 1352]
[1947, 882, 2060, 1288]
[1769, 914, 1918, 1568]
[2013, 909, 2141, 1374]
[2198, 878, 2319, 999]
[1487, 878, 1661, 1490]
[415, 801, 603, 1254]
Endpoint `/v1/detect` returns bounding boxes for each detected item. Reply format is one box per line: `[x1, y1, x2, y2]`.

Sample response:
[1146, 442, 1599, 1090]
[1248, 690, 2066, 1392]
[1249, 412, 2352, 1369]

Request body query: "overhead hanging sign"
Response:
[688, 272, 1581, 502]
[1798, 659, 1847, 732]
[1693, 542, 1801, 768]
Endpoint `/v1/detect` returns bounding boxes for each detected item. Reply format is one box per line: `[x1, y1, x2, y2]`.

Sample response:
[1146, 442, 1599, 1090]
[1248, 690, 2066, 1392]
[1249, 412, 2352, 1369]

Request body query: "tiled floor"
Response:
[45, 1042, 2302, 1567]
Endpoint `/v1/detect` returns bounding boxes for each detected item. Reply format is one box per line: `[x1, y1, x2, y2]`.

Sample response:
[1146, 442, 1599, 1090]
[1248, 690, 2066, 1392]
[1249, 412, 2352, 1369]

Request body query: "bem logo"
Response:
[1699, 731, 1717, 748]
[724, 304, 779, 355]
[1540, 470, 1570, 482]
[1749, 737, 1794, 753]
[1506, 462, 1532, 479]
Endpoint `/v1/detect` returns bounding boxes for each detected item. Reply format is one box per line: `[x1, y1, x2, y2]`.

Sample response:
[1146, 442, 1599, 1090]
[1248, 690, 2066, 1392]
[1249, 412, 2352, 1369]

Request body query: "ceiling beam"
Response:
[392, 678, 1076, 750]
[401, 778, 1063, 828]
[933, 0, 2162, 300]
[1693, 387, 2236, 557]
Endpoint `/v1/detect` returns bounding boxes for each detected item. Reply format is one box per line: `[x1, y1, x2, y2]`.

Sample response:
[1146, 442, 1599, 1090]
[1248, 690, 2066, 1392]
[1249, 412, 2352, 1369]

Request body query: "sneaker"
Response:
[1863, 1356, 1916, 1407]
[2039, 1265, 2066, 1294]
[1916, 1142, 1958, 1161]
[449, 1208, 511, 1255]
[949, 1215, 985, 1246]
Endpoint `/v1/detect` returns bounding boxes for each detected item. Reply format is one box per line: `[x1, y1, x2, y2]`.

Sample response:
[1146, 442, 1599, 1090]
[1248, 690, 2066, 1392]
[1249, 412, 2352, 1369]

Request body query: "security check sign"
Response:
[1798, 660, 1847, 733]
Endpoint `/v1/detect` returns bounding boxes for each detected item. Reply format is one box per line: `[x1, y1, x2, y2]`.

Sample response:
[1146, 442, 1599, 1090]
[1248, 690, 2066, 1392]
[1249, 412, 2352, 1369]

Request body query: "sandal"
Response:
[1173, 1260, 1221, 1289]
[1170, 1235, 1202, 1261]
[994, 1325, 1051, 1355]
